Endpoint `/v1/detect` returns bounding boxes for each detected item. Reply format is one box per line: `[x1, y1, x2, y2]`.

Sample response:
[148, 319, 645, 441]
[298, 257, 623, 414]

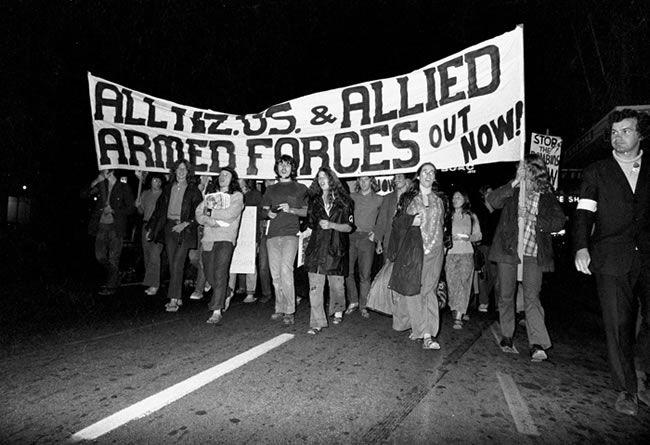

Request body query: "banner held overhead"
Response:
[88, 27, 525, 179]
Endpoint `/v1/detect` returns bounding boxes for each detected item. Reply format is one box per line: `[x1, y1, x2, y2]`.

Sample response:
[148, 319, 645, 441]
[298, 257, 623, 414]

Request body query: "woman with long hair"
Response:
[147, 159, 203, 312]
[445, 189, 482, 329]
[304, 167, 355, 334]
[387, 162, 451, 350]
[195, 167, 245, 324]
[487, 153, 565, 361]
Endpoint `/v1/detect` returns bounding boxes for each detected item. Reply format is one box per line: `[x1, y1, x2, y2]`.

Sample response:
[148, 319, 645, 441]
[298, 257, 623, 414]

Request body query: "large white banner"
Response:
[530, 132, 562, 189]
[88, 27, 524, 179]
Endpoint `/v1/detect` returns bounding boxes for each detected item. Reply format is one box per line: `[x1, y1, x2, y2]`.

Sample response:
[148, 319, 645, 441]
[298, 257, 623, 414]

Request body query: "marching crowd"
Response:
[83, 108, 650, 416]
[82, 152, 562, 357]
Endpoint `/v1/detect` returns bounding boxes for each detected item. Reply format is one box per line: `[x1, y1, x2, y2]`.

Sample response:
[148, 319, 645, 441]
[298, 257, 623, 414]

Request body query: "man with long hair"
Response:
[488, 154, 565, 360]
[261, 155, 308, 325]
[574, 109, 650, 416]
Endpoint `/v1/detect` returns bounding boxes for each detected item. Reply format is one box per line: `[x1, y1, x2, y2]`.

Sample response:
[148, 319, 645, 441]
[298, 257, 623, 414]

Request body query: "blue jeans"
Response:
[95, 223, 123, 289]
[267, 236, 298, 314]
[203, 241, 235, 311]
[346, 232, 375, 309]
[308, 272, 345, 328]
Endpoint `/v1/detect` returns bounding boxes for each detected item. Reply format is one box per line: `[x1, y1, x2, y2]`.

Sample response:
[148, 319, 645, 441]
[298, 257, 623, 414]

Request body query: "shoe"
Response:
[500, 337, 513, 349]
[296, 296, 303, 306]
[243, 294, 258, 304]
[422, 337, 441, 350]
[332, 312, 343, 325]
[360, 308, 370, 319]
[165, 299, 181, 312]
[614, 391, 638, 416]
[204, 282, 212, 292]
[190, 290, 204, 300]
[345, 303, 359, 315]
[462, 313, 470, 321]
[206, 311, 222, 325]
[453, 319, 463, 330]
[478, 304, 488, 313]
[408, 332, 421, 341]
[98, 287, 117, 296]
[530, 345, 548, 361]
[638, 389, 650, 407]
[224, 292, 234, 312]
[283, 314, 294, 325]
[260, 295, 272, 304]
[271, 312, 284, 321]
[144, 286, 159, 296]
[307, 327, 321, 335]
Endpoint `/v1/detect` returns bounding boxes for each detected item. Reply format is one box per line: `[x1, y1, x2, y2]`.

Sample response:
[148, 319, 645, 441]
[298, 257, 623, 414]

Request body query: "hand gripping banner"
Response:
[88, 27, 524, 179]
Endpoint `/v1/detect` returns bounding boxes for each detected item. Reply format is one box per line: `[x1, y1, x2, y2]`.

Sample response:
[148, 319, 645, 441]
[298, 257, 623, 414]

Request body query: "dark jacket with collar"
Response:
[304, 195, 355, 276]
[386, 189, 451, 296]
[487, 183, 565, 272]
[147, 181, 203, 248]
[84, 178, 135, 237]
[572, 155, 650, 275]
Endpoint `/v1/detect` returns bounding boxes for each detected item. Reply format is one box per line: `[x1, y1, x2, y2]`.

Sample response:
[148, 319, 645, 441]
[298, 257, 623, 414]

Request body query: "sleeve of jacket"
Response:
[374, 194, 392, 244]
[487, 183, 515, 210]
[572, 165, 598, 252]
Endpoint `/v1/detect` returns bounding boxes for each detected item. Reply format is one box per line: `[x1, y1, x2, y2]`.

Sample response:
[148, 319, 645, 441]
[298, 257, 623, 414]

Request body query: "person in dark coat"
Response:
[574, 109, 650, 416]
[82, 169, 135, 295]
[488, 153, 565, 360]
[387, 162, 451, 350]
[147, 159, 203, 312]
[304, 167, 355, 334]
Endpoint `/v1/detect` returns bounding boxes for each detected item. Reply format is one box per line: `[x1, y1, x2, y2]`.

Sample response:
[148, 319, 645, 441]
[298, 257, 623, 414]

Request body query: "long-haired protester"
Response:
[446, 189, 482, 329]
[261, 155, 308, 325]
[137, 172, 166, 296]
[195, 167, 245, 325]
[488, 153, 565, 361]
[304, 167, 355, 334]
[386, 163, 451, 350]
[147, 159, 203, 312]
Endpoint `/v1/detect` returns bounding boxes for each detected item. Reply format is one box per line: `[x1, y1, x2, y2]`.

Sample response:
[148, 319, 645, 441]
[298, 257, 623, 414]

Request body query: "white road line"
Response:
[71, 333, 295, 442]
[496, 371, 540, 436]
[64, 318, 182, 346]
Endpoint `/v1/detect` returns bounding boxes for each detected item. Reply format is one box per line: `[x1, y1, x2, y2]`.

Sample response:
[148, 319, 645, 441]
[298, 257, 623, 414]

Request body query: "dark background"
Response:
[1, 0, 649, 284]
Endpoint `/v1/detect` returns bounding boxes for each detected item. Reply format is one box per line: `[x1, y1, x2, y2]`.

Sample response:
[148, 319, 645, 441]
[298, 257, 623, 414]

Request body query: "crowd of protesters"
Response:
[82, 108, 650, 417]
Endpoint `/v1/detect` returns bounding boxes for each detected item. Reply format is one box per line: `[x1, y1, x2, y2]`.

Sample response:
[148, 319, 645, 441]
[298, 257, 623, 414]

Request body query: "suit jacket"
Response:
[573, 155, 650, 276]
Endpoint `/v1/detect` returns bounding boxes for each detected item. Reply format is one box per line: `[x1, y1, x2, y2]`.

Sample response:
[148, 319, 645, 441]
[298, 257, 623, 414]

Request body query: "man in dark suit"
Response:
[573, 108, 650, 416]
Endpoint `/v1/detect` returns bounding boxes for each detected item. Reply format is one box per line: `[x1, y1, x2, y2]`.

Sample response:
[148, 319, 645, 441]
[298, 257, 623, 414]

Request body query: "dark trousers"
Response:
[595, 252, 650, 394]
[95, 223, 123, 289]
[203, 241, 235, 311]
[258, 234, 273, 298]
[164, 219, 191, 301]
[478, 244, 498, 307]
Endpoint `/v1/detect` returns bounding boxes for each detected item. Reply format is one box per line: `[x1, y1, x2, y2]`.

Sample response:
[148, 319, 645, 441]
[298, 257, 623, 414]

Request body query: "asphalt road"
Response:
[1, 268, 649, 444]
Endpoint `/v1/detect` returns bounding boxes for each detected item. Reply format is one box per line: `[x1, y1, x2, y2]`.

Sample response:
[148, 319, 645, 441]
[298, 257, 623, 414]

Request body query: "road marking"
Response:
[496, 371, 540, 436]
[70, 333, 295, 442]
[64, 318, 182, 346]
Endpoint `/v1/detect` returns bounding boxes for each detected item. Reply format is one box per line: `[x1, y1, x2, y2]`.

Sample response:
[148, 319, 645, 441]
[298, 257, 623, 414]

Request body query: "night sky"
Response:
[2, 0, 649, 246]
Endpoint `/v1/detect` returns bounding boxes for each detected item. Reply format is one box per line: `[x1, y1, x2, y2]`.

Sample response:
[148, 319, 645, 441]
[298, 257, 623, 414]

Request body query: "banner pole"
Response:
[516, 24, 526, 282]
